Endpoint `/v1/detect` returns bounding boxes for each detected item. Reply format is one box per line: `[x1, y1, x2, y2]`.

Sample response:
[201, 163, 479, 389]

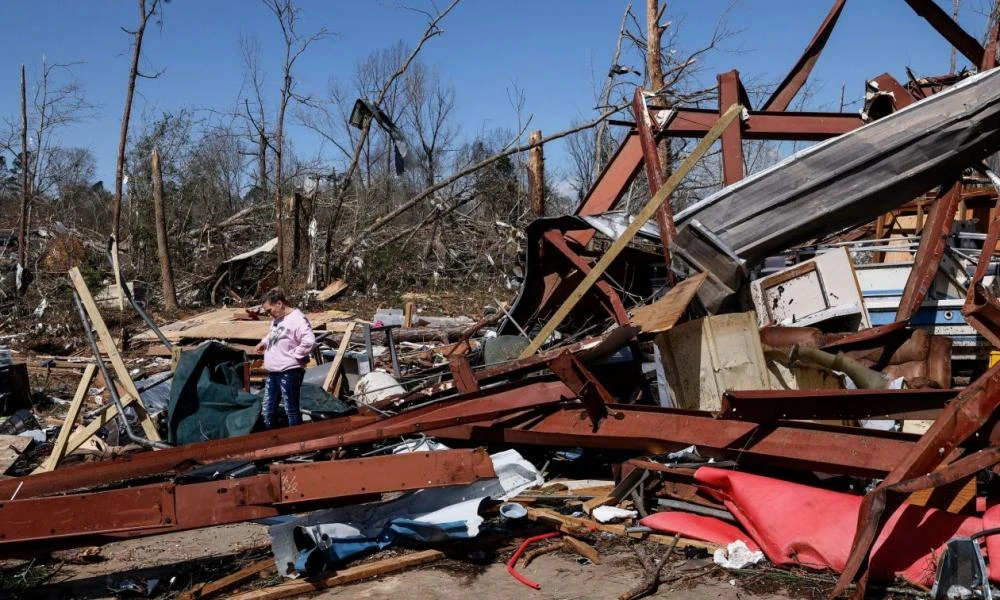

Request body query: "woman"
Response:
[254, 288, 315, 428]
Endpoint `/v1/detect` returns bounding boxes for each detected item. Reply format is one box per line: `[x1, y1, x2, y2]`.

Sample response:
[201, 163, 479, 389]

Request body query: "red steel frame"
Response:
[0, 449, 495, 555]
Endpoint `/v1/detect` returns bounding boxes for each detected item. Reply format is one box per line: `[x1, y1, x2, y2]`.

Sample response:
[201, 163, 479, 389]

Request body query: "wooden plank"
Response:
[58, 394, 137, 458]
[403, 302, 414, 328]
[132, 308, 352, 344]
[629, 272, 707, 334]
[111, 237, 125, 312]
[316, 279, 348, 302]
[34, 364, 97, 473]
[322, 322, 355, 393]
[0, 435, 31, 475]
[519, 103, 743, 358]
[69, 268, 161, 441]
[229, 550, 445, 600]
[563, 536, 600, 564]
[180, 557, 275, 600]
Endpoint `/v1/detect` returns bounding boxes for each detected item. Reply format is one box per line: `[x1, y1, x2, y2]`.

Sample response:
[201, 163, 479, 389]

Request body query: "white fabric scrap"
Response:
[713, 540, 765, 569]
[592, 506, 638, 523]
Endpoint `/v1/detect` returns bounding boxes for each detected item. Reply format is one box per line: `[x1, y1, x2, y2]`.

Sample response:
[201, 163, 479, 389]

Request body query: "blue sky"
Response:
[0, 0, 992, 187]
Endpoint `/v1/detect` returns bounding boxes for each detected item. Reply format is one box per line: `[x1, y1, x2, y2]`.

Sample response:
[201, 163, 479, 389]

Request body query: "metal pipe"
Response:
[655, 498, 735, 522]
[72, 289, 170, 450]
[105, 239, 173, 351]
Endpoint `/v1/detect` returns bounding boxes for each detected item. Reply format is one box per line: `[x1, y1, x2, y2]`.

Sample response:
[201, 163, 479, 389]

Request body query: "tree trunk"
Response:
[595, 2, 631, 173]
[646, 0, 671, 176]
[291, 192, 301, 268]
[17, 64, 28, 295]
[151, 147, 178, 311]
[111, 0, 151, 240]
[528, 130, 545, 217]
[257, 130, 268, 203]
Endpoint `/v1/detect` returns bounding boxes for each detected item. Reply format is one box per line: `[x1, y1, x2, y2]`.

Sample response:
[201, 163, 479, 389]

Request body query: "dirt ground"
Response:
[1, 522, 840, 600]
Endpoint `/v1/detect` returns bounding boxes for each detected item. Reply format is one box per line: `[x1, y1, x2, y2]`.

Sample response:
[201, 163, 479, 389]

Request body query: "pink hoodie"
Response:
[260, 308, 316, 372]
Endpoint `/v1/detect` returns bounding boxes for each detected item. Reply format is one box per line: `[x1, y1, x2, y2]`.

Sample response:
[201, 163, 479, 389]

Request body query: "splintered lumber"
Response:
[403, 302, 414, 328]
[228, 550, 445, 600]
[629, 272, 708, 334]
[322, 322, 355, 393]
[34, 363, 97, 473]
[180, 557, 275, 600]
[69, 268, 160, 441]
[520, 104, 743, 358]
[526, 507, 717, 552]
[563, 535, 601, 564]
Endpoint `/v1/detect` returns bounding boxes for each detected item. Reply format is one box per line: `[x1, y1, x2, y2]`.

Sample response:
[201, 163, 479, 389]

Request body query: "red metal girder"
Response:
[448, 355, 480, 394]
[433, 404, 921, 478]
[836, 360, 1000, 596]
[868, 72, 917, 110]
[904, 0, 985, 66]
[964, 197, 1000, 348]
[659, 108, 862, 141]
[268, 449, 495, 505]
[0, 483, 178, 543]
[1, 380, 571, 501]
[896, 179, 962, 322]
[0, 450, 494, 552]
[763, 0, 846, 111]
[541, 230, 630, 324]
[718, 70, 745, 186]
[719, 388, 955, 422]
[631, 88, 676, 270]
[984, 21, 1000, 70]
[548, 351, 611, 429]
[0, 414, 378, 501]
[570, 131, 644, 246]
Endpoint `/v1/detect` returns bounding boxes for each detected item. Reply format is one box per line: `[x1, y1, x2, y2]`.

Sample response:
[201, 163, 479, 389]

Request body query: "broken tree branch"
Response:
[338, 100, 630, 264]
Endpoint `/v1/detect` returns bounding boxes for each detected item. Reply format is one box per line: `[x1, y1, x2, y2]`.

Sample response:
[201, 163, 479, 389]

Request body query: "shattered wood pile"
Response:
[10, 3, 1000, 599]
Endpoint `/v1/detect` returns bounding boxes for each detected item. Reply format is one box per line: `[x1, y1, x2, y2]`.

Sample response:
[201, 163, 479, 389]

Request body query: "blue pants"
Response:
[263, 368, 304, 428]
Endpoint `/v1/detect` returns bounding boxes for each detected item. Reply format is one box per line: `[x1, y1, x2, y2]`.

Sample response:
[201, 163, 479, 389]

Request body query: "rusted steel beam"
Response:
[570, 131, 644, 246]
[0, 380, 571, 501]
[896, 179, 962, 322]
[548, 351, 612, 429]
[763, 0, 846, 111]
[542, 231, 630, 324]
[433, 404, 922, 478]
[448, 355, 480, 394]
[835, 361, 1000, 596]
[718, 71, 745, 185]
[719, 389, 955, 422]
[0, 414, 376, 501]
[964, 197, 1000, 348]
[0, 450, 494, 553]
[868, 72, 918, 111]
[904, 0, 985, 67]
[632, 88, 676, 269]
[983, 21, 1000, 70]
[660, 108, 862, 141]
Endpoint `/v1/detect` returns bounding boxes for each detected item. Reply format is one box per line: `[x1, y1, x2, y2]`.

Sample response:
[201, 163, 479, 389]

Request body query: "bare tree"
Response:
[404, 61, 458, 190]
[111, 0, 162, 241]
[262, 0, 330, 277]
[17, 65, 27, 295]
[240, 34, 271, 206]
[338, 101, 629, 263]
[594, 2, 633, 172]
[151, 146, 178, 310]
